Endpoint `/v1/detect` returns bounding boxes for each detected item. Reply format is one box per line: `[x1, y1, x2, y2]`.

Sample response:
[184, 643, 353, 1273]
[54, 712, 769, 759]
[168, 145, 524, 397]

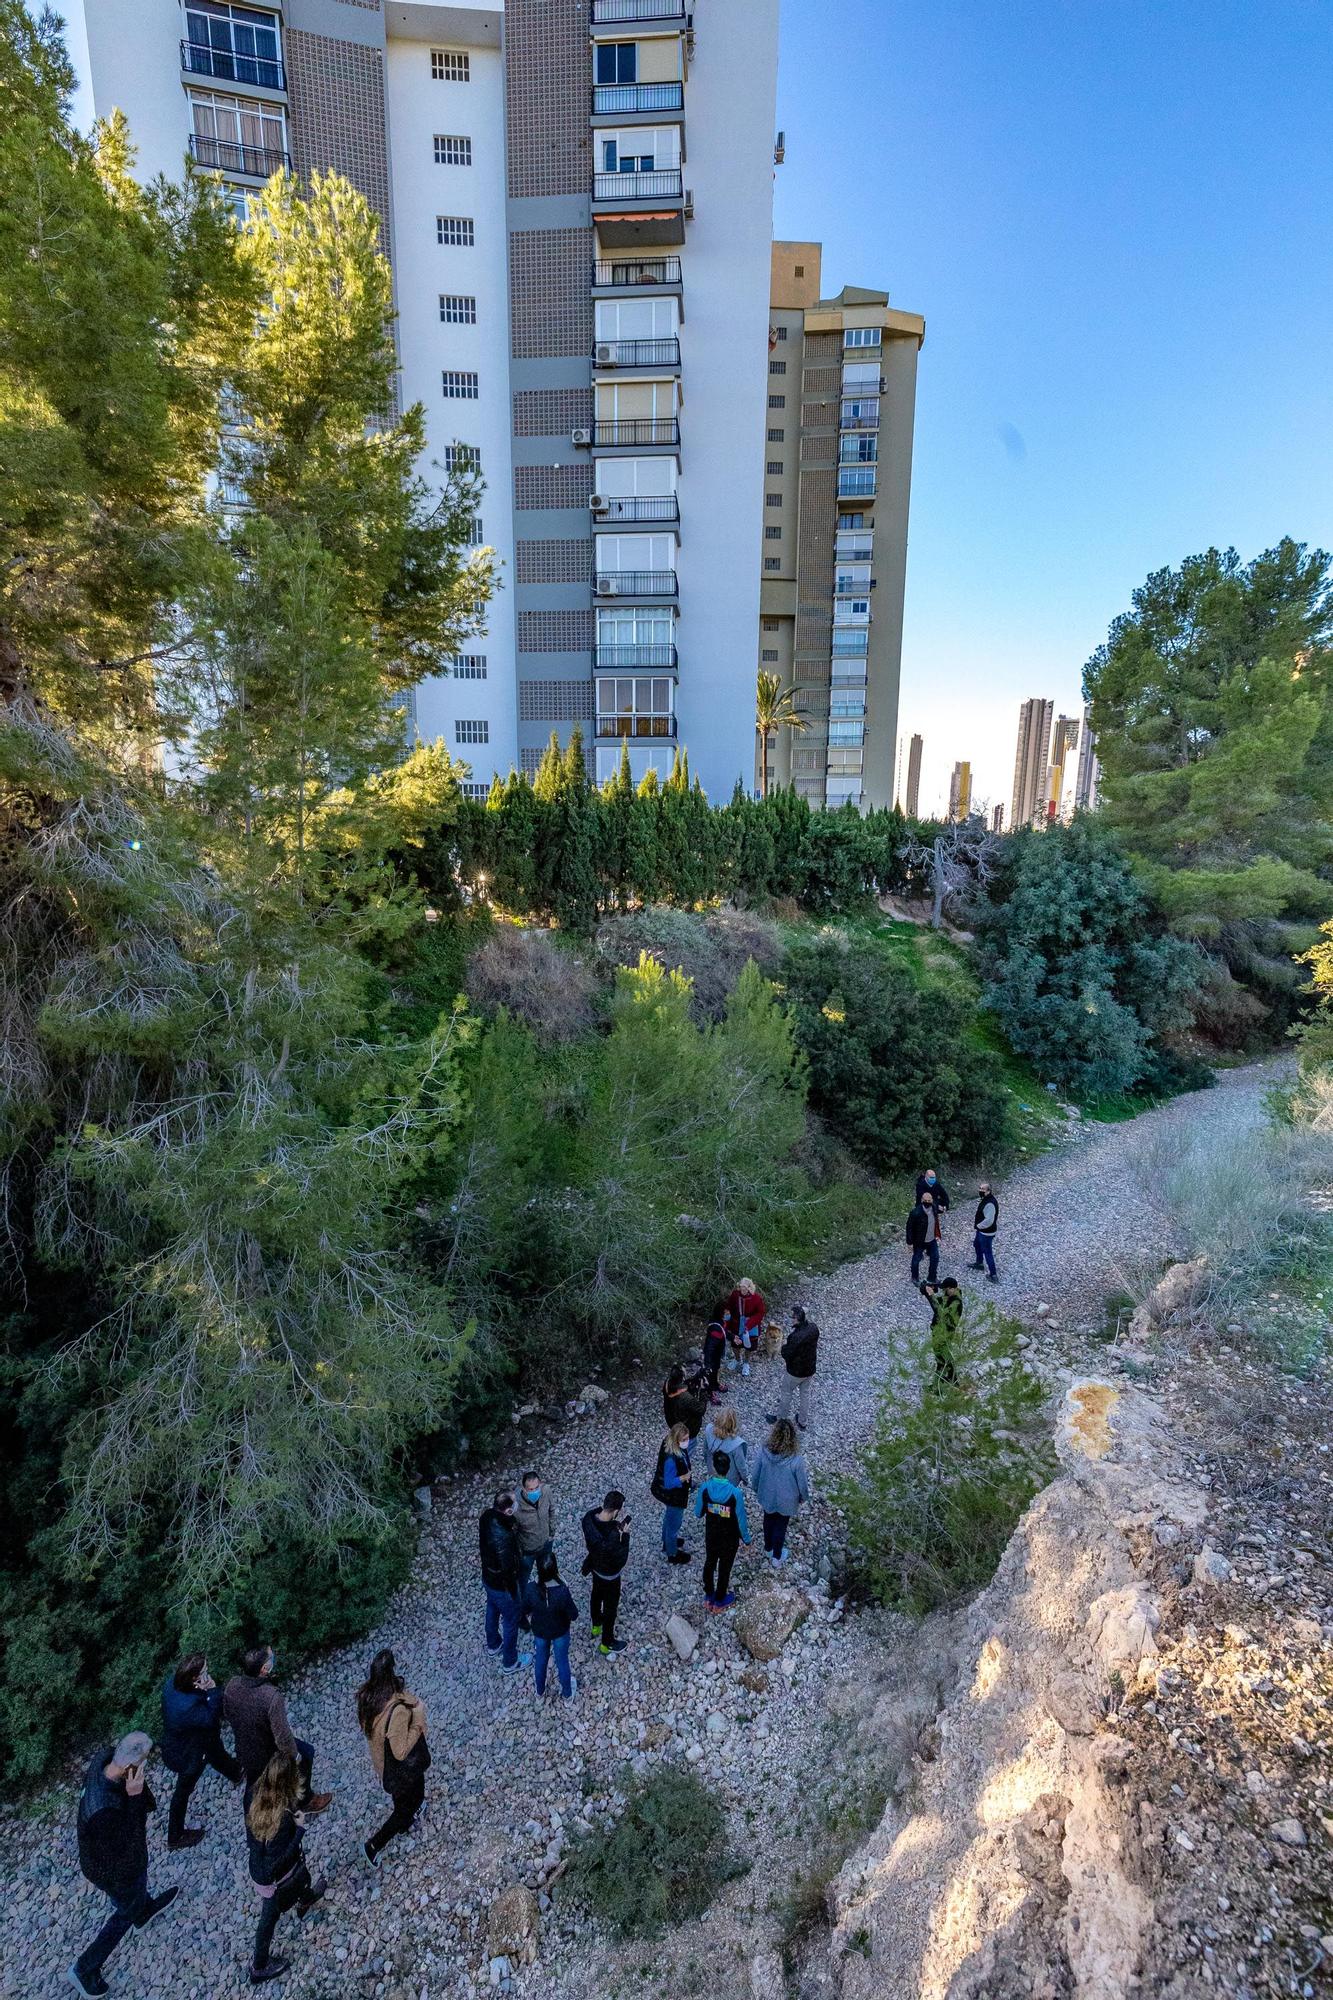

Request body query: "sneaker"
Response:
[301, 1791, 334, 1816]
[763, 1413, 780, 1424]
[363, 1839, 381, 1869]
[298, 1876, 327, 1914]
[987, 1272, 999, 1284]
[703, 1594, 718, 1609]
[500, 1654, 533, 1675]
[967, 1261, 985, 1270]
[599, 1638, 627, 1656]
[589, 1622, 602, 1638]
[667, 1549, 693, 1565]
[168, 1828, 206, 1850]
[718, 1593, 737, 1608]
[741, 1362, 751, 1377]
[796, 1418, 807, 1430]
[249, 1959, 290, 1986]
[485, 1643, 503, 1657]
[66, 1968, 110, 2000]
[133, 1885, 180, 1930]
[562, 1677, 579, 1700]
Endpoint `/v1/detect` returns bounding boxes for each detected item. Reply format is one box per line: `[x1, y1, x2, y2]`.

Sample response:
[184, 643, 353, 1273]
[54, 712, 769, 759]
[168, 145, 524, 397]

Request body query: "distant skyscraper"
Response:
[1072, 706, 1100, 812]
[1011, 697, 1054, 830]
[992, 803, 1004, 833]
[904, 732, 923, 817]
[1047, 713, 1081, 822]
[948, 759, 972, 821]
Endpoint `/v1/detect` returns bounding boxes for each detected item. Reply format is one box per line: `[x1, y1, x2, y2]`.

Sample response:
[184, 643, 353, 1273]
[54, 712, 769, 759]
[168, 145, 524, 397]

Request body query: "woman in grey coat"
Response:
[750, 1418, 810, 1566]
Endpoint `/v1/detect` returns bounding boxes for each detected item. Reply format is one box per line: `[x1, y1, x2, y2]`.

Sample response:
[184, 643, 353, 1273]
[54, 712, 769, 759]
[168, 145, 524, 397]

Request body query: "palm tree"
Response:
[755, 670, 808, 799]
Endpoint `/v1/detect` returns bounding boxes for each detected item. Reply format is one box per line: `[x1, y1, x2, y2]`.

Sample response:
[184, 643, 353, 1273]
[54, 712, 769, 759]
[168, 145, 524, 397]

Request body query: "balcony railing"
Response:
[592, 169, 684, 202]
[592, 0, 686, 22]
[190, 134, 290, 178]
[593, 337, 680, 369]
[595, 714, 678, 739]
[591, 494, 680, 524]
[594, 570, 678, 597]
[837, 469, 877, 499]
[592, 82, 684, 115]
[592, 257, 683, 288]
[594, 642, 678, 670]
[840, 401, 881, 430]
[593, 418, 680, 448]
[181, 39, 285, 89]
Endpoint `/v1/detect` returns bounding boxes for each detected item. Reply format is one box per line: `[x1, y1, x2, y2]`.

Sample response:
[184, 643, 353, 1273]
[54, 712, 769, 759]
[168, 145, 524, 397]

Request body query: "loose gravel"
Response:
[0, 1063, 1286, 2000]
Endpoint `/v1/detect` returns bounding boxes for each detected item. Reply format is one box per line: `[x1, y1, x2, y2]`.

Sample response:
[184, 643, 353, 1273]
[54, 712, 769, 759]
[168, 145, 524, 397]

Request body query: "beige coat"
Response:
[366, 1689, 427, 1782]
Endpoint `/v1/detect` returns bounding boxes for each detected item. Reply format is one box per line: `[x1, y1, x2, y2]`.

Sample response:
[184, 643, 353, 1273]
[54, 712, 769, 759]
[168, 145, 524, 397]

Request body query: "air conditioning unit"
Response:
[595, 576, 622, 597]
[589, 494, 610, 514]
[684, 188, 695, 220]
[594, 342, 618, 366]
[571, 426, 593, 446]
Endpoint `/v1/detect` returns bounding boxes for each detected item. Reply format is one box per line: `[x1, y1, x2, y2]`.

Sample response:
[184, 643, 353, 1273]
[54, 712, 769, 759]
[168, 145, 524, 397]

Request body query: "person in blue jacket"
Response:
[522, 1552, 579, 1699]
[160, 1651, 242, 1849]
[694, 1450, 751, 1610]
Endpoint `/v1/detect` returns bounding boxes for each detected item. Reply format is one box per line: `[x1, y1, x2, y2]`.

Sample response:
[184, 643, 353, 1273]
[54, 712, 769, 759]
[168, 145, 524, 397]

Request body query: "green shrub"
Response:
[779, 929, 1009, 1171]
[835, 1306, 1054, 1614]
[595, 904, 783, 1020]
[565, 1766, 737, 1937]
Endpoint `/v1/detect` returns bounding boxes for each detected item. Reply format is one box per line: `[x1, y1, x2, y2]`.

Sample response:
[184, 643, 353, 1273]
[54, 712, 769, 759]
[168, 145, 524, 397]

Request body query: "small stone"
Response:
[413, 1485, 433, 1514]
[664, 1614, 698, 1662]
[489, 1958, 509, 1987]
[1153, 1522, 1182, 1547]
[1192, 1546, 1233, 1587]
[578, 1384, 609, 1408]
[685, 1742, 703, 1763]
[1269, 1818, 1306, 1847]
[706, 1710, 727, 1738]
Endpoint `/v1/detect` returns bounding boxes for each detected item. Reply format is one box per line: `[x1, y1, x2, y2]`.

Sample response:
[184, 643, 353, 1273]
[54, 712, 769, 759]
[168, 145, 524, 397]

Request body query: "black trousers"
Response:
[590, 1574, 621, 1645]
[168, 1732, 243, 1841]
[702, 1333, 725, 1390]
[242, 1736, 315, 1812]
[703, 1527, 740, 1600]
[252, 1861, 315, 1972]
[367, 1772, 426, 1858]
[75, 1872, 149, 1981]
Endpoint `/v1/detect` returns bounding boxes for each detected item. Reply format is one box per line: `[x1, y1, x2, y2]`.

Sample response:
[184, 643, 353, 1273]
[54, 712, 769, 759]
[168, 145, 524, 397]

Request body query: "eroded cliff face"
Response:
[817, 1380, 1209, 2000]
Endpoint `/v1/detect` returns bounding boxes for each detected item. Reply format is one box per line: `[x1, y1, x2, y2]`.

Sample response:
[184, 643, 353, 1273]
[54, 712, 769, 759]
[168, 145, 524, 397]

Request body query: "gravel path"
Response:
[0, 1062, 1285, 2000]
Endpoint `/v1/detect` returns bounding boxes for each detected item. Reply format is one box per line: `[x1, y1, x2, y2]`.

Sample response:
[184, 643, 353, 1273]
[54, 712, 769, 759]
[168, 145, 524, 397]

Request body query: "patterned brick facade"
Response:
[504, 0, 591, 199]
[516, 540, 592, 584]
[509, 229, 594, 358]
[519, 679, 594, 721]
[515, 464, 595, 510]
[286, 30, 392, 255]
[517, 609, 594, 654]
[512, 387, 594, 437]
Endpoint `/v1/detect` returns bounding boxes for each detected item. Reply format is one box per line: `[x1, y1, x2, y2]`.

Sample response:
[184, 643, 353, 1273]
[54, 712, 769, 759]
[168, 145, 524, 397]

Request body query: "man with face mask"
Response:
[915, 1168, 950, 1220]
[514, 1469, 556, 1617]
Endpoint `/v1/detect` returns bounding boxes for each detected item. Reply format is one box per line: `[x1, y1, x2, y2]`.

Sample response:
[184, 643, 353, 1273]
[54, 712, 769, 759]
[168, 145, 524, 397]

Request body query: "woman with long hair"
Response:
[651, 1419, 694, 1564]
[245, 1754, 326, 1984]
[751, 1417, 810, 1567]
[355, 1648, 429, 1868]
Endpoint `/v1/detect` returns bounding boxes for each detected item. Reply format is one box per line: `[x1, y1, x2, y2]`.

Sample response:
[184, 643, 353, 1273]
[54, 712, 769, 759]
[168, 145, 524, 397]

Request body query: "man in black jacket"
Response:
[68, 1731, 179, 1998]
[581, 1490, 631, 1656]
[915, 1168, 951, 1215]
[906, 1190, 940, 1284]
[766, 1306, 819, 1430]
[479, 1491, 528, 1674]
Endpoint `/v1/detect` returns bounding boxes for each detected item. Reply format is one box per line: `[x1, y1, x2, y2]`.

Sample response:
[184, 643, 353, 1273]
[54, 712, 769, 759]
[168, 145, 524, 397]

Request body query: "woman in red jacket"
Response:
[725, 1279, 766, 1378]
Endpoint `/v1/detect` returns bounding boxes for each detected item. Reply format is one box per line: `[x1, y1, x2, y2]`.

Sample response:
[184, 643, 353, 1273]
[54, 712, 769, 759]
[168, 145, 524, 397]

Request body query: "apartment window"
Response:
[431, 48, 469, 80]
[595, 675, 674, 738]
[453, 655, 488, 678]
[440, 294, 477, 324]
[442, 370, 479, 399]
[844, 327, 882, 348]
[763, 557, 781, 571]
[766, 493, 785, 509]
[840, 434, 878, 464]
[183, 4, 282, 88]
[467, 515, 484, 543]
[769, 359, 787, 376]
[595, 42, 637, 83]
[767, 395, 786, 410]
[767, 427, 784, 443]
[775, 325, 788, 340]
[766, 460, 782, 475]
[764, 526, 782, 540]
[762, 619, 780, 632]
[829, 720, 866, 745]
[761, 649, 779, 662]
[189, 90, 286, 175]
[434, 134, 472, 165]
[461, 781, 490, 799]
[437, 215, 475, 245]
[838, 468, 877, 498]
[456, 719, 489, 744]
[832, 628, 869, 656]
[444, 447, 480, 475]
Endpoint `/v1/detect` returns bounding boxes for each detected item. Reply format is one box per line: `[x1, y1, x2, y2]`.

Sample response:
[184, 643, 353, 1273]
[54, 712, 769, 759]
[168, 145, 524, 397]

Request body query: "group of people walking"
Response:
[69, 1643, 427, 1995]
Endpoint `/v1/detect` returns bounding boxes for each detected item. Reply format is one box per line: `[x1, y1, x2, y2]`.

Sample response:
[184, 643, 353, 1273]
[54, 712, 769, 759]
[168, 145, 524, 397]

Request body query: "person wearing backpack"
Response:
[355, 1649, 430, 1867]
[651, 1421, 694, 1564]
[694, 1450, 752, 1610]
[523, 1552, 579, 1699]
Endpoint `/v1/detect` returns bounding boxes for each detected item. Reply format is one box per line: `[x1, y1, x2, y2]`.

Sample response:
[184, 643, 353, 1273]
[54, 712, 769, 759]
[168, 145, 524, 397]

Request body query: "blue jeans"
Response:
[911, 1240, 939, 1283]
[76, 1870, 149, 1980]
[661, 1504, 685, 1555]
[973, 1230, 997, 1277]
[484, 1584, 521, 1667]
[533, 1633, 573, 1697]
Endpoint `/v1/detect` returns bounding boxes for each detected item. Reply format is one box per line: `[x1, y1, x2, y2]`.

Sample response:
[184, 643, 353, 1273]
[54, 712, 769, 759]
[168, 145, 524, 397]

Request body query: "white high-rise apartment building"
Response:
[67, 0, 780, 801]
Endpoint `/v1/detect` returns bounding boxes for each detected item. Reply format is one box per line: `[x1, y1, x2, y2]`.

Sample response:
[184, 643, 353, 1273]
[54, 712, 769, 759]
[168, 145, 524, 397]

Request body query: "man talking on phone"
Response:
[68, 1731, 179, 1997]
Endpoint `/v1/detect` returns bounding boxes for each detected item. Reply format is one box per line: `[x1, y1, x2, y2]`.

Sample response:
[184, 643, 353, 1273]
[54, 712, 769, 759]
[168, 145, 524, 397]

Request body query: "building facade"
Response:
[948, 759, 971, 821]
[68, 0, 779, 802]
[903, 730, 923, 817]
[757, 243, 924, 808]
[1010, 697, 1099, 827]
[1010, 695, 1055, 831]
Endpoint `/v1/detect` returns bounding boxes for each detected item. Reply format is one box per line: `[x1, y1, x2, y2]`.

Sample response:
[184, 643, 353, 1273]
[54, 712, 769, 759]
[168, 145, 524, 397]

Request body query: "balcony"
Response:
[595, 713, 678, 739]
[591, 257, 684, 317]
[591, 0, 686, 23]
[590, 493, 680, 526]
[594, 569, 678, 599]
[181, 39, 285, 90]
[592, 417, 680, 456]
[594, 642, 678, 671]
[593, 337, 680, 371]
[592, 82, 684, 116]
[593, 169, 683, 203]
[837, 468, 877, 500]
[190, 134, 290, 179]
[592, 168, 686, 249]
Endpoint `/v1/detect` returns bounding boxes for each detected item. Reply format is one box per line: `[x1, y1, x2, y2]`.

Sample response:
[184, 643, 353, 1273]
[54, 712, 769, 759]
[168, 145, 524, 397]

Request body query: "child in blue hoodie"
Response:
[694, 1451, 751, 1610]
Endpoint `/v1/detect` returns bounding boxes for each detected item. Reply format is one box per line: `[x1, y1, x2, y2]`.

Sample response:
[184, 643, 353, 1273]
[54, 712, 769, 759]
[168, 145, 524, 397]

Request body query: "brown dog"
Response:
[759, 1319, 784, 1361]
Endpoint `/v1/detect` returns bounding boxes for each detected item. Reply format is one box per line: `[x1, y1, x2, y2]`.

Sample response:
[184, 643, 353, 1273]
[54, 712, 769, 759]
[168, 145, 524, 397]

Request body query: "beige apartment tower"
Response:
[757, 243, 924, 807]
[948, 759, 972, 821]
[1011, 696, 1055, 830]
[903, 731, 923, 817]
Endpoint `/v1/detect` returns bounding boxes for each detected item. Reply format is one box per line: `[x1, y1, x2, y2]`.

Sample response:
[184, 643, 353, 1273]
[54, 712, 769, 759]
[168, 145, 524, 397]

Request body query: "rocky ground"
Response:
[2, 1060, 1325, 2000]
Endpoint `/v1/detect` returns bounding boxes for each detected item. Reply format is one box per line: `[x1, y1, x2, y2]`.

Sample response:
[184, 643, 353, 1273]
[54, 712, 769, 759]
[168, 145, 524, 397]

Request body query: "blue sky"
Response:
[773, 0, 1333, 816]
